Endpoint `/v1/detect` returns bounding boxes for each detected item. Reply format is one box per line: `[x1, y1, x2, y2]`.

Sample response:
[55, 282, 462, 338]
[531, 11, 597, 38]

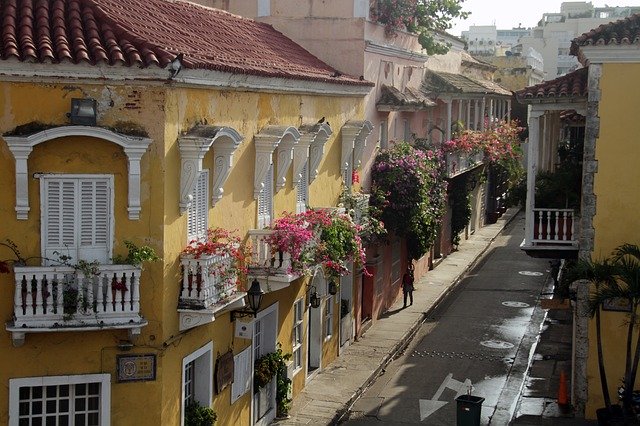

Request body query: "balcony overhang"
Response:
[178, 292, 246, 331]
[520, 241, 579, 259]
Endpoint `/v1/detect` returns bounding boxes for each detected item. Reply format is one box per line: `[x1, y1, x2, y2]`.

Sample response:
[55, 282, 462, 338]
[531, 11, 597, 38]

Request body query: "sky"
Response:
[449, 0, 640, 36]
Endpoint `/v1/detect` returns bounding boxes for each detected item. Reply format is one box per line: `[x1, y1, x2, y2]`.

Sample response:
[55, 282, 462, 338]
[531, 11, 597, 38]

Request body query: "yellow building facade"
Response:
[0, 1, 372, 425]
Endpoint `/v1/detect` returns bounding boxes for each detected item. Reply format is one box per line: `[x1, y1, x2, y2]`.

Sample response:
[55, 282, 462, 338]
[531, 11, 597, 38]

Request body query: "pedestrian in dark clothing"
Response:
[402, 267, 414, 308]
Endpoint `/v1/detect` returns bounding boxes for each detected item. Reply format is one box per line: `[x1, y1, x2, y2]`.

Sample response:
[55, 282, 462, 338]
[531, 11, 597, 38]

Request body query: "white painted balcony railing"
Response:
[7, 264, 146, 345]
[531, 208, 577, 245]
[446, 151, 484, 178]
[247, 229, 294, 277]
[179, 254, 238, 309]
[352, 194, 370, 226]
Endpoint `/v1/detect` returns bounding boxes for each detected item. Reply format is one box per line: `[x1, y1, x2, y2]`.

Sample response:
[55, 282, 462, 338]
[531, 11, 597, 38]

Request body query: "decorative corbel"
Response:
[211, 127, 243, 206]
[178, 135, 213, 214]
[340, 121, 364, 176]
[304, 122, 332, 183]
[254, 126, 299, 199]
[275, 127, 301, 191]
[353, 120, 373, 169]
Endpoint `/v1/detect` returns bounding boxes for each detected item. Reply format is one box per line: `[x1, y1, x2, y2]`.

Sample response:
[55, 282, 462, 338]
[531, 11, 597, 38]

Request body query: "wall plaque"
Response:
[116, 354, 157, 382]
[215, 350, 234, 394]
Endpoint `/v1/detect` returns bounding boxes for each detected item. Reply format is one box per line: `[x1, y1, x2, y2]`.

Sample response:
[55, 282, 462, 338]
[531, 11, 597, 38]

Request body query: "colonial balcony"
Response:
[178, 254, 246, 331]
[6, 264, 148, 346]
[247, 229, 300, 291]
[521, 208, 579, 259]
[445, 151, 484, 178]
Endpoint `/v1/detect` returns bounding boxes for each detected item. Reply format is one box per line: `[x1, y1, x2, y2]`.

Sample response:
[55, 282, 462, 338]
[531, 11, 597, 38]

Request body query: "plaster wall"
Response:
[584, 62, 640, 418]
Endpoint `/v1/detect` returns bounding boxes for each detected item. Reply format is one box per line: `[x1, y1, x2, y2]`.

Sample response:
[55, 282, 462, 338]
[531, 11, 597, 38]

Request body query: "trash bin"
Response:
[455, 394, 485, 426]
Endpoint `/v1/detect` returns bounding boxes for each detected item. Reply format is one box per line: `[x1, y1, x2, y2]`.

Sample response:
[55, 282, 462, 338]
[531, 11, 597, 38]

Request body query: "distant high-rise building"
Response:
[462, 2, 640, 80]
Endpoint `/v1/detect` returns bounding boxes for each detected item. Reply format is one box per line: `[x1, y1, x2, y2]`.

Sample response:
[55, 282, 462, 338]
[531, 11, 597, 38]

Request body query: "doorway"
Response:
[252, 303, 278, 426]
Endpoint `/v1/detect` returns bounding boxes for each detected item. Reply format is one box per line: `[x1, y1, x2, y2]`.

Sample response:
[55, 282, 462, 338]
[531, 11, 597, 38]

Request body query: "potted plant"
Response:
[253, 343, 292, 418]
[571, 244, 640, 423]
[184, 401, 217, 426]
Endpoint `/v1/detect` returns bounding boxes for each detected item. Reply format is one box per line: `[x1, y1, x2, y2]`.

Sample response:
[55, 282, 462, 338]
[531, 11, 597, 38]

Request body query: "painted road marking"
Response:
[419, 373, 472, 421]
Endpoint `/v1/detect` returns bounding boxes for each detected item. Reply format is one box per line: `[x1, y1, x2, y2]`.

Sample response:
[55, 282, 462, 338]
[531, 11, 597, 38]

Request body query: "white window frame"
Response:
[40, 174, 114, 265]
[292, 298, 304, 373]
[324, 294, 333, 340]
[181, 342, 213, 426]
[9, 373, 111, 426]
[187, 169, 209, 242]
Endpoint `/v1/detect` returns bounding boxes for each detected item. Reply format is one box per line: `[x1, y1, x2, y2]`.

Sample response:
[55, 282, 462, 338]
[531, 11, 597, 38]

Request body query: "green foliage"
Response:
[370, 0, 469, 55]
[112, 240, 160, 267]
[449, 175, 472, 246]
[371, 142, 447, 260]
[184, 401, 217, 426]
[254, 343, 293, 417]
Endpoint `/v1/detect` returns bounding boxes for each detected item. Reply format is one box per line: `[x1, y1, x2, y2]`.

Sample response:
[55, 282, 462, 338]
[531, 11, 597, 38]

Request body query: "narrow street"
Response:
[342, 215, 552, 425]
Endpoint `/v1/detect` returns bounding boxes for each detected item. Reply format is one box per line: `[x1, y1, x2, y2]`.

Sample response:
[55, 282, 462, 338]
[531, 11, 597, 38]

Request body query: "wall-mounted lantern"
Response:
[230, 279, 265, 322]
[69, 98, 97, 126]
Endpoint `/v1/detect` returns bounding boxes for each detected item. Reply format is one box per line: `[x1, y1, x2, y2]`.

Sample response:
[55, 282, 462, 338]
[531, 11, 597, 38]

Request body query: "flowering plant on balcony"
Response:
[338, 190, 388, 245]
[266, 209, 367, 277]
[371, 142, 447, 260]
[442, 120, 524, 163]
[181, 227, 248, 291]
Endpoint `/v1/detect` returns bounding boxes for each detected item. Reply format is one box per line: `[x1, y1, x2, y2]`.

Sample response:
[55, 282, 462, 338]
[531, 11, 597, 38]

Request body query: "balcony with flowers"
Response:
[2, 240, 158, 346]
[247, 209, 368, 292]
[178, 228, 247, 331]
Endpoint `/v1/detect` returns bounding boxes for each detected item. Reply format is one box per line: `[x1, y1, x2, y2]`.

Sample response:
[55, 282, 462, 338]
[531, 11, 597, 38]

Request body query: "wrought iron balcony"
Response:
[6, 264, 147, 346]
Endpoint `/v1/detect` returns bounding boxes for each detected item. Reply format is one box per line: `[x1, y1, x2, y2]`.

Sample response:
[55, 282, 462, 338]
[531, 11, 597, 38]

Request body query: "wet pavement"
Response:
[277, 210, 594, 425]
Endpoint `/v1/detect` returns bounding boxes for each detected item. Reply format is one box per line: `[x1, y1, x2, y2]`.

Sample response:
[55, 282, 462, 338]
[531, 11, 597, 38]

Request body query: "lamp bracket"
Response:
[230, 308, 256, 323]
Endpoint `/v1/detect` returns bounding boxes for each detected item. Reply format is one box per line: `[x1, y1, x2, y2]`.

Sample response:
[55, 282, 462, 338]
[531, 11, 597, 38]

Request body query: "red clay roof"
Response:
[570, 13, 640, 62]
[515, 67, 588, 102]
[0, 0, 370, 86]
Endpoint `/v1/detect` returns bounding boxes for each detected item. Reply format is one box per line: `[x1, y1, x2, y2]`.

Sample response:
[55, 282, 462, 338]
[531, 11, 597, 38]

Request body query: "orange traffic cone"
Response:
[558, 370, 569, 407]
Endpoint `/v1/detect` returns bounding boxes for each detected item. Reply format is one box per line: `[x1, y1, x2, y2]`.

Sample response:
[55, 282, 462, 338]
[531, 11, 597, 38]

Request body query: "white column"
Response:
[446, 100, 452, 141]
[10, 146, 33, 220]
[466, 100, 471, 130]
[123, 147, 148, 220]
[457, 99, 463, 124]
[480, 98, 486, 130]
[507, 100, 512, 122]
[474, 100, 480, 130]
[524, 109, 544, 246]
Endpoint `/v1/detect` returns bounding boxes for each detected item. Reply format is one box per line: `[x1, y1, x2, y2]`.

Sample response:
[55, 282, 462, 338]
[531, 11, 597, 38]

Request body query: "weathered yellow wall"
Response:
[0, 82, 167, 425]
[0, 79, 364, 424]
[585, 63, 640, 417]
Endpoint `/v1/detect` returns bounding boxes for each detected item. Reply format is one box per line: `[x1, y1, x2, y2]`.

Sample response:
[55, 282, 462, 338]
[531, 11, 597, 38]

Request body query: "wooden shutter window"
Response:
[42, 176, 112, 264]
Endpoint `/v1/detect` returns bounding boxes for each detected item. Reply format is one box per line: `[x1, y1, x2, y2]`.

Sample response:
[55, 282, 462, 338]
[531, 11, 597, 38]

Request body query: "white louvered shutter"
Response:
[257, 165, 273, 229]
[42, 176, 112, 264]
[187, 170, 209, 242]
[296, 163, 308, 214]
[231, 346, 252, 403]
[43, 179, 78, 263]
[78, 179, 111, 263]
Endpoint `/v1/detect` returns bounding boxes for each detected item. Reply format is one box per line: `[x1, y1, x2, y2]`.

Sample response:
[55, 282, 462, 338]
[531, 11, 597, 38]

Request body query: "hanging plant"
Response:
[370, 142, 448, 260]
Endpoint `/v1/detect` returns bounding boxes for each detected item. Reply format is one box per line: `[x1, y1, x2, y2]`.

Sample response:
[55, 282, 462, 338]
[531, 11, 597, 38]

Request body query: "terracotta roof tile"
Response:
[570, 13, 640, 61]
[515, 67, 588, 102]
[0, 0, 371, 86]
[422, 71, 511, 96]
[376, 84, 435, 111]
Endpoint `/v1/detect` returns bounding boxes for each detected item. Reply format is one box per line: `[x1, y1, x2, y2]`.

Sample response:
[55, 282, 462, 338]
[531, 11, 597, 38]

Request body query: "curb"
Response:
[333, 208, 521, 424]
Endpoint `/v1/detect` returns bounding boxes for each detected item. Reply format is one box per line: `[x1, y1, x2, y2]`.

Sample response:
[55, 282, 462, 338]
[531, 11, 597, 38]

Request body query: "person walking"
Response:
[402, 266, 414, 308]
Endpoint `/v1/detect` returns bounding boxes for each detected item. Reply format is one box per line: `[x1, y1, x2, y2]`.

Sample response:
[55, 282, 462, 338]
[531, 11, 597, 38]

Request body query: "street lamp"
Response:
[328, 280, 338, 296]
[230, 279, 265, 321]
[309, 287, 321, 309]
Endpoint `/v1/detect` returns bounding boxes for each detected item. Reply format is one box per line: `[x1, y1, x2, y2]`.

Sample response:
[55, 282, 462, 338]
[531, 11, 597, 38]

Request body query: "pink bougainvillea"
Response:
[442, 120, 524, 163]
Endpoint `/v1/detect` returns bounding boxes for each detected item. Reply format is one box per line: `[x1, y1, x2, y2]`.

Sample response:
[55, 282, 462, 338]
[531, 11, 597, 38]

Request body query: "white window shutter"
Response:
[296, 163, 308, 214]
[257, 165, 273, 229]
[187, 170, 209, 242]
[231, 347, 252, 403]
[78, 179, 110, 263]
[43, 179, 78, 262]
[42, 176, 112, 264]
